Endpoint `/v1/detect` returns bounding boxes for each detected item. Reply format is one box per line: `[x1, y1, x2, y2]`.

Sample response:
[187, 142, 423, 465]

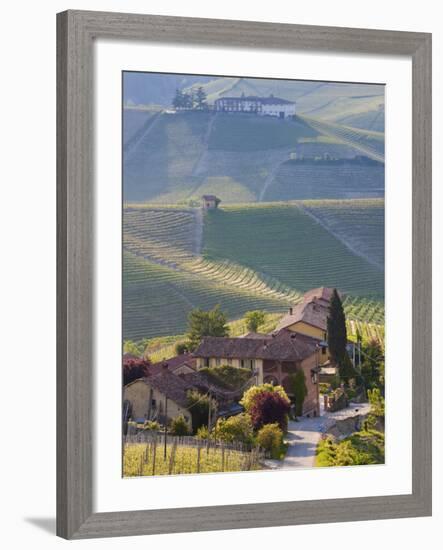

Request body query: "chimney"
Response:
[289, 306, 293, 315]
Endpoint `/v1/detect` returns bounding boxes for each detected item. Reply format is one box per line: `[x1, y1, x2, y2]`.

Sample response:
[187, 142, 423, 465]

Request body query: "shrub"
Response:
[256, 423, 283, 457]
[196, 425, 210, 440]
[241, 383, 290, 413]
[175, 341, 190, 355]
[214, 413, 254, 445]
[169, 415, 189, 436]
[142, 420, 160, 431]
[249, 391, 291, 432]
[316, 430, 384, 467]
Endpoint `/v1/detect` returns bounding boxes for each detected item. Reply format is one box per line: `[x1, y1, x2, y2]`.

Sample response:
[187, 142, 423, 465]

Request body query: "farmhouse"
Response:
[276, 287, 337, 343]
[124, 368, 193, 429]
[193, 329, 321, 417]
[214, 94, 296, 119]
[201, 194, 221, 210]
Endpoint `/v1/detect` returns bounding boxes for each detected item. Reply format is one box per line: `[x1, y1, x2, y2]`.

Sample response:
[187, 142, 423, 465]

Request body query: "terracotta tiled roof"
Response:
[276, 287, 340, 333]
[148, 354, 196, 376]
[276, 300, 329, 333]
[143, 370, 192, 408]
[302, 287, 337, 303]
[194, 329, 318, 362]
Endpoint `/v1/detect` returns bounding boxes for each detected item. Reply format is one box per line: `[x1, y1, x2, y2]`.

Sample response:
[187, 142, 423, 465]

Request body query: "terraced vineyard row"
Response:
[265, 161, 384, 201]
[123, 251, 291, 340]
[203, 204, 385, 299]
[301, 115, 385, 162]
[301, 199, 384, 270]
[123, 207, 198, 264]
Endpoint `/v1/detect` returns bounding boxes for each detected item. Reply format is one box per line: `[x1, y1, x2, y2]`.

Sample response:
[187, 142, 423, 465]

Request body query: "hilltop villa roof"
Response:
[215, 95, 295, 105]
[194, 329, 319, 362]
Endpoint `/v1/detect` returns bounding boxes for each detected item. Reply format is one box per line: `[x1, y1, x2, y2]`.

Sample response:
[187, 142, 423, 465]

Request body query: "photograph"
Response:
[121, 71, 386, 477]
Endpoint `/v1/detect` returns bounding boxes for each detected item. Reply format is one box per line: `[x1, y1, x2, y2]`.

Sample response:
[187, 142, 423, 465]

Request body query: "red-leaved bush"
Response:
[249, 391, 290, 432]
[123, 357, 150, 386]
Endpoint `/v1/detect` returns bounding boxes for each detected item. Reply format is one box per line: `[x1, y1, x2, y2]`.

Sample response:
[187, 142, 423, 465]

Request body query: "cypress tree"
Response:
[327, 289, 350, 380]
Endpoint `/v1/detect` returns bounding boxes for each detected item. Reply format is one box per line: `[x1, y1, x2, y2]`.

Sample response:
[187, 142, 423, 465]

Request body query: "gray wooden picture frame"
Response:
[57, 9, 432, 540]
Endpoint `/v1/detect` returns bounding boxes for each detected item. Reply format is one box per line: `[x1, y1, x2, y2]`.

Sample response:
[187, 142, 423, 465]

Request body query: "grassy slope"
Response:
[123, 110, 385, 204]
[208, 113, 318, 151]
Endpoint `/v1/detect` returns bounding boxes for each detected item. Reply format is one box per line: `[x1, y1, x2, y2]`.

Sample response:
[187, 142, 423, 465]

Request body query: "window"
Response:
[215, 358, 221, 366]
[322, 347, 326, 355]
[151, 399, 156, 408]
[204, 357, 209, 367]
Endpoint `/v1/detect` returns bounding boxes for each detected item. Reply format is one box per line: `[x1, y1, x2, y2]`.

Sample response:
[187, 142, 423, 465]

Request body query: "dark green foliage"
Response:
[289, 371, 308, 416]
[199, 365, 252, 391]
[175, 341, 190, 355]
[327, 288, 347, 364]
[194, 87, 207, 110]
[186, 390, 215, 433]
[169, 415, 189, 436]
[361, 338, 385, 390]
[186, 305, 229, 350]
[244, 310, 266, 333]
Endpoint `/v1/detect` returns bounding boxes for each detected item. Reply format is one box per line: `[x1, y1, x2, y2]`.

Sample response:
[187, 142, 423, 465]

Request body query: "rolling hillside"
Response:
[123, 201, 384, 340]
[123, 111, 385, 204]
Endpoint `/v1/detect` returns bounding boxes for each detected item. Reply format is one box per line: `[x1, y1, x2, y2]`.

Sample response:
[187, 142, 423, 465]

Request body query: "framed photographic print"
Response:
[57, 10, 432, 539]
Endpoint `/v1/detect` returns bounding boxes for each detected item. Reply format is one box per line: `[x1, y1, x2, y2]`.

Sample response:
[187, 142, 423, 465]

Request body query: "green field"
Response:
[123, 201, 384, 341]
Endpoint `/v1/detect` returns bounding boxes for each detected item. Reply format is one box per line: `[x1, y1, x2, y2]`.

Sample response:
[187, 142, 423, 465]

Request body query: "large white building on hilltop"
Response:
[214, 94, 296, 119]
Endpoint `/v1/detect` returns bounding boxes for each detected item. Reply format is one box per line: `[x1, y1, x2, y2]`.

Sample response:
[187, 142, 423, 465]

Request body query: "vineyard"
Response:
[300, 116, 385, 162]
[203, 203, 384, 299]
[208, 113, 318, 151]
[301, 199, 384, 270]
[123, 435, 263, 476]
[123, 201, 384, 340]
[123, 110, 385, 204]
[264, 161, 384, 201]
[123, 251, 291, 340]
